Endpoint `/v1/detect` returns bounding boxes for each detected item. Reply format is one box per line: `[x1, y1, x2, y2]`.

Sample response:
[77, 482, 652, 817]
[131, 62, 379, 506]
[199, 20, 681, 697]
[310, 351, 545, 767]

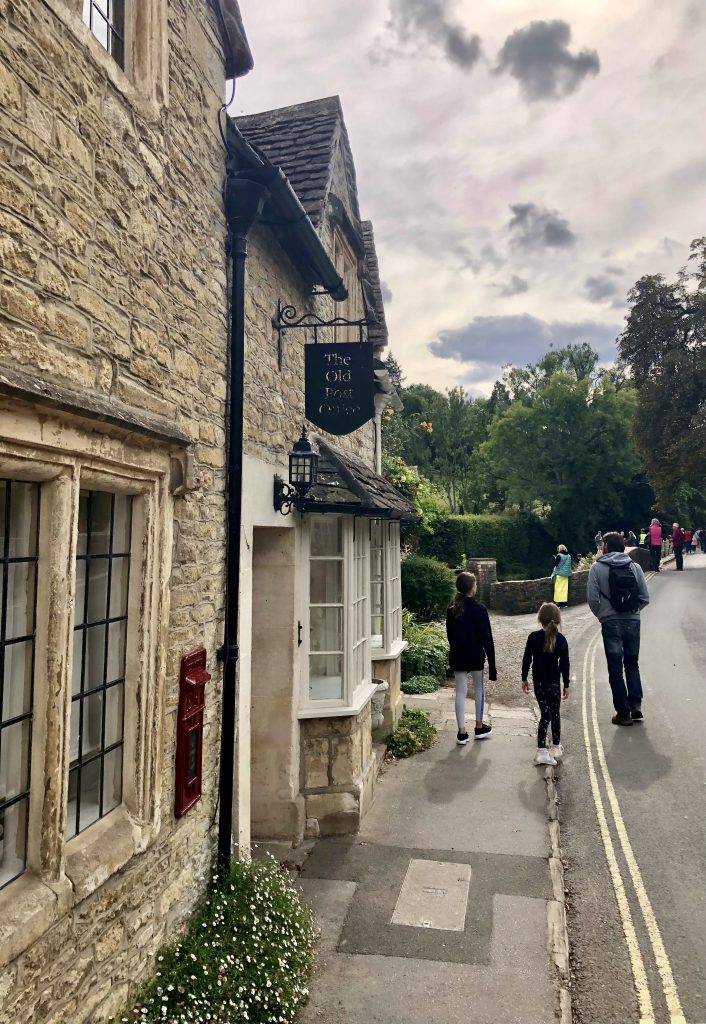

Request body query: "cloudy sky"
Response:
[234, 0, 706, 394]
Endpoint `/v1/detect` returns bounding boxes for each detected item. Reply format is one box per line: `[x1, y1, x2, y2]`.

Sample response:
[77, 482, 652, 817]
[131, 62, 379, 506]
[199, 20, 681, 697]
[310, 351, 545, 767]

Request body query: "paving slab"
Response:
[391, 859, 472, 931]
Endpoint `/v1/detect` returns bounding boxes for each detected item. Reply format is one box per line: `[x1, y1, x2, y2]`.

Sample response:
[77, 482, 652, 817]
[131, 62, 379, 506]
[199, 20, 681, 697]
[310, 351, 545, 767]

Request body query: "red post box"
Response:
[175, 648, 211, 818]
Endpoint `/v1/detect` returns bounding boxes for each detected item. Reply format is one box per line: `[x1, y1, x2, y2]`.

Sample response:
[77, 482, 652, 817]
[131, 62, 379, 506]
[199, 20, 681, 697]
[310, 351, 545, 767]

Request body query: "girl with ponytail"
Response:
[521, 602, 570, 766]
[446, 572, 496, 744]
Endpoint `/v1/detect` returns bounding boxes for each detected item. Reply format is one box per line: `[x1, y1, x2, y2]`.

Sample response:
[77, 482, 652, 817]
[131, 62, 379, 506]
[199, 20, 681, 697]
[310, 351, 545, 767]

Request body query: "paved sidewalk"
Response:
[298, 689, 566, 1024]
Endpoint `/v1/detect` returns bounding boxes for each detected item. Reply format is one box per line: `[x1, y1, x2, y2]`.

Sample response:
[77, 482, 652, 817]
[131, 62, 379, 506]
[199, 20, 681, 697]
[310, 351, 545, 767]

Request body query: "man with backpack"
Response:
[587, 531, 650, 726]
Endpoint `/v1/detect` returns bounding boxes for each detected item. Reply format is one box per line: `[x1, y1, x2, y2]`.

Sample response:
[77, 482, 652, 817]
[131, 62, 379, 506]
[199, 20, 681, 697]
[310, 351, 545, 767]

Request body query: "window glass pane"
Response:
[86, 557, 109, 621]
[0, 797, 28, 888]
[0, 720, 31, 802]
[72, 629, 84, 696]
[88, 491, 112, 555]
[107, 620, 127, 682]
[308, 655, 343, 701]
[77, 492, 88, 557]
[110, 557, 130, 618]
[104, 683, 124, 748]
[310, 607, 342, 653]
[82, 624, 106, 690]
[112, 495, 132, 554]
[66, 769, 79, 840]
[103, 747, 122, 814]
[310, 517, 342, 557]
[4, 482, 39, 558]
[310, 560, 343, 604]
[75, 558, 86, 626]
[2, 641, 33, 720]
[4, 563, 36, 639]
[78, 759, 101, 833]
[81, 691, 103, 758]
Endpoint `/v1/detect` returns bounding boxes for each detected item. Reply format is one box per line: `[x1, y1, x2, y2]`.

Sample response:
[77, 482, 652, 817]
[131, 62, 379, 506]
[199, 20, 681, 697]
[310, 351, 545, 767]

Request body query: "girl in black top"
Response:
[521, 602, 570, 766]
[446, 572, 496, 745]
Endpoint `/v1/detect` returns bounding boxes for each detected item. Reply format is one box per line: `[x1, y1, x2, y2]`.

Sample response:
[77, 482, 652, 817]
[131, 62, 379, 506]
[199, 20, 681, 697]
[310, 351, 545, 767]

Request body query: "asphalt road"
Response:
[561, 553, 706, 1024]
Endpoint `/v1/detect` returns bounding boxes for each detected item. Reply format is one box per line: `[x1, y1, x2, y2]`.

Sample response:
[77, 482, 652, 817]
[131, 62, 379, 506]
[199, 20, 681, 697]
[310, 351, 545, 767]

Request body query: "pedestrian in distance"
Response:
[446, 571, 496, 745]
[551, 544, 572, 608]
[627, 530, 637, 547]
[683, 527, 693, 554]
[521, 602, 570, 766]
[648, 518, 663, 572]
[700, 526, 706, 554]
[587, 531, 650, 726]
[595, 529, 603, 554]
[639, 527, 648, 547]
[672, 523, 685, 571]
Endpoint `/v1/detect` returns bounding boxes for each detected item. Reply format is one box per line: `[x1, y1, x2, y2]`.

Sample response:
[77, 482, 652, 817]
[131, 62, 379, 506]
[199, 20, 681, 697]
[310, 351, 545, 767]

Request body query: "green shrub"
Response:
[382, 453, 448, 538]
[401, 615, 448, 681]
[117, 857, 316, 1024]
[387, 707, 437, 758]
[418, 513, 555, 575]
[402, 554, 455, 620]
[401, 674, 441, 694]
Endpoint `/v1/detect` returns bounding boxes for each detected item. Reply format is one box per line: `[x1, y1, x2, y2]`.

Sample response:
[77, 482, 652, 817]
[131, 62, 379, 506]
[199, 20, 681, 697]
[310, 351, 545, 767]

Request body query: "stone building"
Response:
[0, 1, 253, 1021]
[229, 97, 413, 846]
[0, 2, 409, 1021]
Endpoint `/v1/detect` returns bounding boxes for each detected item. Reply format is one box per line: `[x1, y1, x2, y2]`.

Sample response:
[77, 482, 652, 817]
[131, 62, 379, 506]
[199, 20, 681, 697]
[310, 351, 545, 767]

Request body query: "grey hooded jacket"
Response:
[587, 552, 650, 622]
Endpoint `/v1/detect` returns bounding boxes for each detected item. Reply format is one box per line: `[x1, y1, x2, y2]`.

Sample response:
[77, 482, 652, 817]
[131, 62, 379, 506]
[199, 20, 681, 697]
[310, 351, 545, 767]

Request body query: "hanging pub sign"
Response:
[305, 342, 374, 435]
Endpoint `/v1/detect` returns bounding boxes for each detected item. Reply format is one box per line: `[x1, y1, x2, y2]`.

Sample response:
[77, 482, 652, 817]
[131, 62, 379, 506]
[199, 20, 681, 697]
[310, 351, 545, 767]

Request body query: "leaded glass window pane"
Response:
[0, 480, 39, 890]
[67, 490, 131, 840]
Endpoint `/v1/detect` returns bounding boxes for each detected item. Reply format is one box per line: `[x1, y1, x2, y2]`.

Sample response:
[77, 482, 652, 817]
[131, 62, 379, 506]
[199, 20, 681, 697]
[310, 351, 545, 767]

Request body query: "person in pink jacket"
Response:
[648, 518, 663, 572]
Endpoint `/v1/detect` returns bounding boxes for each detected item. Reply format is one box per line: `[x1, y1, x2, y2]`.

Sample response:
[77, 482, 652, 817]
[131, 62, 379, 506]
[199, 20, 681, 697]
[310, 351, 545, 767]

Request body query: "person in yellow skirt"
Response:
[551, 545, 572, 608]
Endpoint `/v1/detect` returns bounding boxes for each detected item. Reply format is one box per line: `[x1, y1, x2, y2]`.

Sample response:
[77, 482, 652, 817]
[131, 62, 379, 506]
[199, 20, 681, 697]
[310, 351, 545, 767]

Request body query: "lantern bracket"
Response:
[273, 299, 374, 370]
[273, 475, 303, 516]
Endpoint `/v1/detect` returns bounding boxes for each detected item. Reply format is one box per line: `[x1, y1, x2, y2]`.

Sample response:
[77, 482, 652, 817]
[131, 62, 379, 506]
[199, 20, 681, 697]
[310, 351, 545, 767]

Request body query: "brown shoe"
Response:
[612, 714, 634, 727]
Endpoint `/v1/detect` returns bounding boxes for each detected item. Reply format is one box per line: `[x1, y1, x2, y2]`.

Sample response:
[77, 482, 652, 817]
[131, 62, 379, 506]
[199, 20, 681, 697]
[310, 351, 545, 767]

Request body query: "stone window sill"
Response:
[64, 806, 142, 903]
[298, 680, 378, 720]
[371, 638, 408, 662]
[0, 872, 73, 969]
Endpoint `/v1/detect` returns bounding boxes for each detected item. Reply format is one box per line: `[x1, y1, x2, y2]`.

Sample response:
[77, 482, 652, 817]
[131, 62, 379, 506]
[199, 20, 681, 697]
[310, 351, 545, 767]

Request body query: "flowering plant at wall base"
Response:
[386, 707, 437, 758]
[114, 857, 316, 1024]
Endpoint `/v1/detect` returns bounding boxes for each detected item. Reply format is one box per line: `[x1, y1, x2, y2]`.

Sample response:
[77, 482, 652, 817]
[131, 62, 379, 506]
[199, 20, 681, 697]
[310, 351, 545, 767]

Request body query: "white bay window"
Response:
[303, 516, 373, 715]
[370, 519, 403, 658]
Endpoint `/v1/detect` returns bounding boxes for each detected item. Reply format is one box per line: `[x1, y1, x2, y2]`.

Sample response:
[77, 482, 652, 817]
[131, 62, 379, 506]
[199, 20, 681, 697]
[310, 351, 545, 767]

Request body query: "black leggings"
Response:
[533, 678, 562, 748]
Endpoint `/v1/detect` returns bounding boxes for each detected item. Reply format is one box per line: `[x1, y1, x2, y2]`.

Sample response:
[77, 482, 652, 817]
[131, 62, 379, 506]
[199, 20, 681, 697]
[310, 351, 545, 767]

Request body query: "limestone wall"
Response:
[490, 569, 590, 615]
[0, 1, 232, 1021]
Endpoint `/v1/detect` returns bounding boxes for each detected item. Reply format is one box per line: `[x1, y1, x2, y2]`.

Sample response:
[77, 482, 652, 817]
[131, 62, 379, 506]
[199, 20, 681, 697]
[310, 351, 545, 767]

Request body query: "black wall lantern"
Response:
[274, 428, 319, 515]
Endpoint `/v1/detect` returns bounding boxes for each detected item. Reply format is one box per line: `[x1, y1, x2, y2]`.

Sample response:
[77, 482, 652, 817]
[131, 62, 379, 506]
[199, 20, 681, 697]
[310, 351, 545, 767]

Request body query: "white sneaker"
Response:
[550, 744, 564, 762]
[535, 748, 557, 766]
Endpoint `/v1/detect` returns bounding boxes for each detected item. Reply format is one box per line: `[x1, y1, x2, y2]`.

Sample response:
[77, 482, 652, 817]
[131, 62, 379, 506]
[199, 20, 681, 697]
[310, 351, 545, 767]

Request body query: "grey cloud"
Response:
[429, 314, 619, 372]
[380, 280, 393, 303]
[454, 242, 504, 273]
[585, 275, 618, 303]
[498, 274, 529, 297]
[387, 0, 482, 71]
[496, 20, 600, 101]
[508, 202, 576, 249]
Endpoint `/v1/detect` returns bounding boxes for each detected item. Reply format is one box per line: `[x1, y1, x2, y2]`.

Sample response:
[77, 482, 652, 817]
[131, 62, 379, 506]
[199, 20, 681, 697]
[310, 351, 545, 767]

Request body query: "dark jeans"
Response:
[649, 545, 662, 571]
[533, 678, 562, 748]
[601, 619, 643, 718]
[674, 544, 684, 571]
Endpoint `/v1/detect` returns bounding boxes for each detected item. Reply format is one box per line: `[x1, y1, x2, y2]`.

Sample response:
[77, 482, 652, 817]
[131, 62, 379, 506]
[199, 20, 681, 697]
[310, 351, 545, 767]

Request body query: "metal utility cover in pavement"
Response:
[391, 860, 472, 931]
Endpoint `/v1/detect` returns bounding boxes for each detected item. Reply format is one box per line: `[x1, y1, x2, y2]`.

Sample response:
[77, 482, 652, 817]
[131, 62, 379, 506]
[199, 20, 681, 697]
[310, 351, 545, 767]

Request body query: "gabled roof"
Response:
[235, 96, 359, 228]
[361, 221, 388, 348]
[303, 439, 417, 521]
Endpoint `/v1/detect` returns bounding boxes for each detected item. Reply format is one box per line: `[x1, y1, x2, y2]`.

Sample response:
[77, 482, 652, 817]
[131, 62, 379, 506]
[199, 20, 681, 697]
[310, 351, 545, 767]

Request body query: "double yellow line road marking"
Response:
[581, 630, 687, 1024]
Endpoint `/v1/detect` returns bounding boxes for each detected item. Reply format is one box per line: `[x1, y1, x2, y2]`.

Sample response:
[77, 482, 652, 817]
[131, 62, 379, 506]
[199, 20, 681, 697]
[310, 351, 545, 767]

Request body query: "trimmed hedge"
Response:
[401, 674, 441, 695]
[401, 555, 456, 620]
[418, 513, 555, 575]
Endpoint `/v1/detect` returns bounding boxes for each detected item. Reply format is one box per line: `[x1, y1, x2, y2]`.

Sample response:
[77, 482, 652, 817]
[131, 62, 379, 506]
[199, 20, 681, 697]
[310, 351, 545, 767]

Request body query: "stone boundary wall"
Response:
[490, 569, 590, 615]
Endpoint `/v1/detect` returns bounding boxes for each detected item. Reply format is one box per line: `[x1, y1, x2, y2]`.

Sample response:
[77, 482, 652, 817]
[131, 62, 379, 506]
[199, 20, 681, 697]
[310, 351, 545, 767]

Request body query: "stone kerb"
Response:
[490, 568, 590, 615]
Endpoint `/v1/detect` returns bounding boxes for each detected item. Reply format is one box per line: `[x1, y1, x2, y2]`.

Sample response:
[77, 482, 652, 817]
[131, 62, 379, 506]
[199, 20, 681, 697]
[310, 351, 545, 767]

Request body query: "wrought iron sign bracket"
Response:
[272, 299, 374, 370]
[273, 475, 304, 516]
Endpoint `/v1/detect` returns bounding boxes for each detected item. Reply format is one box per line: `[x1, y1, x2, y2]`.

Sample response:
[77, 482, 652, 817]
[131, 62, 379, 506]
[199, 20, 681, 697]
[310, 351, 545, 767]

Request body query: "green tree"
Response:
[482, 374, 642, 549]
[503, 342, 600, 402]
[619, 237, 706, 504]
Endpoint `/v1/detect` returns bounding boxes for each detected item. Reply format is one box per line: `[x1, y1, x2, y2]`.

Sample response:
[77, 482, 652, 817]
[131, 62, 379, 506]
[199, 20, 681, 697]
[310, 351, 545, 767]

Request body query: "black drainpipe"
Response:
[217, 171, 270, 869]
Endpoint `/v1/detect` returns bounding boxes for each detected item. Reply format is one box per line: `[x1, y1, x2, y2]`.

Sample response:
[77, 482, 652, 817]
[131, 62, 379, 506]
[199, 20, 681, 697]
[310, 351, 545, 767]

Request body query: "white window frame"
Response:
[0, 414, 173, 967]
[299, 515, 376, 718]
[370, 519, 406, 661]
